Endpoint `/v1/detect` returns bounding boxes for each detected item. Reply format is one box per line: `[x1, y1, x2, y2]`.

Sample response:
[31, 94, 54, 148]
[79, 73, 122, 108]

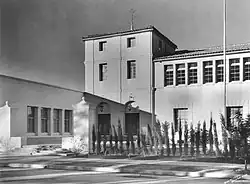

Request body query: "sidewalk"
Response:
[0, 155, 249, 179]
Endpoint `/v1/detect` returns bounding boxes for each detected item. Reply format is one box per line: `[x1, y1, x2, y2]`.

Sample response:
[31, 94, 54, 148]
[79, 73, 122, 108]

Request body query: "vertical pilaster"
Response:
[226, 58, 230, 83]
[37, 107, 41, 136]
[212, 60, 216, 83]
[173, 64, 176, 86]
[240, 57, 244, 82]
[185, 63, 188, 85]
[61, 110, 65, 135]
[50, 108, 53, 135]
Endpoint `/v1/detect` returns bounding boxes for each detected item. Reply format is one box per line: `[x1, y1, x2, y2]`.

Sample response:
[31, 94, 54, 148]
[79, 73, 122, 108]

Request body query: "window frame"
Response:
[99, 63, 108, 81]
[176, 64, 186, 86]
[53, 109, 62, 133]
[127, 60, 136, 79]
[99, 41, 107, 52]
[188, 62, 198, 85]
[243, 57, 250, 81]
[226, 106, 243, 129]
[203, 61, 213, 84]
[127, 37, 136, 48]
[27, 106, 38, 133]
[64, 110, 73, 133]
[41, 107, 51, 133]
[164, 65, 174, 86]
[229, 58, 240, 82]
[216, 60, 224, 83]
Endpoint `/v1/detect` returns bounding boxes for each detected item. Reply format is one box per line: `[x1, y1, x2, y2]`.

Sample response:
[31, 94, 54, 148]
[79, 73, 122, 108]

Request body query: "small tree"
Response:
[137, 129, 141, 150]
[126, 133, 130, 154]
[97, 125, 101, 154]
[118, 120, 123, 154]
[201, 121, 207, 155]
[178, 119, 183, 157]
[220, 114, 229, 157]
[113, 125, 118, 153]
[92, 124, 96, 153]
[147, 124, 154, 154]
[195, 122, 201, 157]
[109, 127, 113, 154]
[155, 119, 163, 155]
[184, 121, 189, 156]
[163, 121, 170, 156]
[208, 116, 214, 155]
[190, 123, 195, 157]
[130, 133, 135, 154]
[171, 123, 176, 156]
[140, 129, 148, 156]
[213, 121, 221, 156]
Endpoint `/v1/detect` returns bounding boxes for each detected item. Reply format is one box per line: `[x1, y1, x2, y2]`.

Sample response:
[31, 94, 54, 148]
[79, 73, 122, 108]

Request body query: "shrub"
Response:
[202, 121, 207, 155]
[171, 122, 176, 156]
[0, 137, 17, 153]
[118, 119, 123, 154]
[70, 136, 87, 155]
[147, 124, 154, 154]
[113, 125, 118, 153]
[178, 118, 183, 157]
[208, 116, 214, 155]
[184, 121, 189, 156]
[92, 124, 96, 153]
[163, 121, 170, 156]
[190, 123, 195, 157]
[195, 122, 201, 157]
[213, 121, 221, 156]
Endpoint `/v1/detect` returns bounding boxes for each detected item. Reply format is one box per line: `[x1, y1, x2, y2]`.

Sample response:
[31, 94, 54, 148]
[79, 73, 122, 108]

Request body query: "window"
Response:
[164, 65, 174, 86]
[226, 106, 243, 129]
[188, 62, 198, 84]
[243, 57, 250, 81]
[229, 58, 240, 81]
[99, 63, 108, 81]
[41, 108, 50, 133]
[99, 41, 107, 51]
[64, 110, 73, 133]
[127, 37, 136, 48]
[27, 106, 37, 133]
[174, 108, 188, 132]
[176, 64, 186, 85]
[203, 61, 213, 83]
[53, 109, 62, 133]
[127, 60, 136, 79]
[98, 114, 111, 135]
[216, 60, 224, 82]
[158, 40, 162, 50]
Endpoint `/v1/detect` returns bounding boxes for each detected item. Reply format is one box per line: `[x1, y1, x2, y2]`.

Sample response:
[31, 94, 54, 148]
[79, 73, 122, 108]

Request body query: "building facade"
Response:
[154, 44, 250, 139]
[83, 26, 177, 113]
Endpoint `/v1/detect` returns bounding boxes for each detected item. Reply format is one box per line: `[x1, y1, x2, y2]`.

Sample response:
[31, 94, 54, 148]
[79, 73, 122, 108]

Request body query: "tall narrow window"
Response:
[158, 40, 162, 51]
[216, 60, 224, 82]
[53, 109, 62, 133]
[41, 108, 50, 133]
[65, 110, 73, 133]
[127, 37, 136, 48]
[203, 61, 213, 83]
[229, 58, 240, 81]
[176, 64, 186, 85]
[164, 65, 174, 86]
[243, 57, 250, 81]
[99, 63, 108, 81]
[99, 41, 107, 51]
[173, 108, 188, 132]
[27, 106, 37, 133]
[127, 60, 136, 79]
[188, 62, 198, 84]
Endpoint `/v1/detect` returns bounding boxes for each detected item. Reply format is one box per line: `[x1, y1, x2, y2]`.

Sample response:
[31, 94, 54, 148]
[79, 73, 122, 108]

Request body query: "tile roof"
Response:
[154, 43, 250, 62]
[82, 25, 177, 49]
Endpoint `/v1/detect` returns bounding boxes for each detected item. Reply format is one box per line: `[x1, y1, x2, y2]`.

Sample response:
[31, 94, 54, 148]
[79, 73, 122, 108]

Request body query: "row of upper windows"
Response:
[164, 57, 250, 86]
[27, 106, 73, 134]
[99, 60, 136, 81]
[99, 37, 136, 51]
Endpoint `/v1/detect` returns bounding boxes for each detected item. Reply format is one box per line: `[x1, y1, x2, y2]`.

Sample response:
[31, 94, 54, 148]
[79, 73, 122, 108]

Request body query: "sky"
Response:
[1, 0, 250, 90]
[77, 0, 250, 50]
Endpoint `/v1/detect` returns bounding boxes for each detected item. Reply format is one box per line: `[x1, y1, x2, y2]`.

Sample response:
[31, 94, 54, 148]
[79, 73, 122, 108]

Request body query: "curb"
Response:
[1, 162, 244, 179]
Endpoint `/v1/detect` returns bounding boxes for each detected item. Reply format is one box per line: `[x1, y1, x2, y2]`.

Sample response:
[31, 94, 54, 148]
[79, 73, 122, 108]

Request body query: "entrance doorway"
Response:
[98, 114, 111, 135]
[125, 113, 139, 135]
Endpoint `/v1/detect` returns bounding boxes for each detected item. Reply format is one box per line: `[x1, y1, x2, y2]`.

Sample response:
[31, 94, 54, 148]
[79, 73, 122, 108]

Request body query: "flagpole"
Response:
[223, 0, 227, 127]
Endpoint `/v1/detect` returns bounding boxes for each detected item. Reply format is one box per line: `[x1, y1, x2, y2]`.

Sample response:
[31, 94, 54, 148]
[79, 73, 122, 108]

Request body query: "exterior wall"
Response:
[152, 32, 176, 58]
[85, 31, 152, 112]
[0, 102, 10, 138]
[83, 93, 151, 152]
[155, 52, 250, 140]
[0, 75, 83, 145]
